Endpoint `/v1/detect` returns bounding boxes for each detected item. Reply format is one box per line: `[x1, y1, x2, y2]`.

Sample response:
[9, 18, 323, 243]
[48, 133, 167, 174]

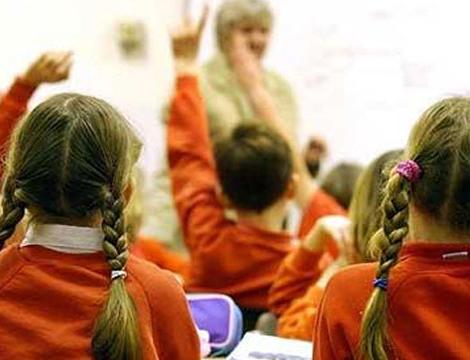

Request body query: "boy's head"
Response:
[320, 162, 363, 209]
[214, 123, 294, 213]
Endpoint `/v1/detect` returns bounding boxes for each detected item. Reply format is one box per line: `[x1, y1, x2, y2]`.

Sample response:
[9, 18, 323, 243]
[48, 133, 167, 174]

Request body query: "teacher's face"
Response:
[230, 20, 271, 60]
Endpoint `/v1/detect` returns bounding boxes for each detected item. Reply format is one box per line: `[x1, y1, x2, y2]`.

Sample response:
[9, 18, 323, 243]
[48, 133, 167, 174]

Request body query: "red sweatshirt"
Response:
[0, 244, 200, 359]
[314, 243, 470, 360]
[168, 76, 344, 309]
[268, 246, 325, 340]
[0, 78, 35, 157]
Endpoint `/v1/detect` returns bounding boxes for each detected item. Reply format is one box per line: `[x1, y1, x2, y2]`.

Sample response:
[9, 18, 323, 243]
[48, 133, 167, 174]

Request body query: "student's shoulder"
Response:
[127, 255, 185, 301]
[0, 245, 27, 290]
[325, 262, 376, 304]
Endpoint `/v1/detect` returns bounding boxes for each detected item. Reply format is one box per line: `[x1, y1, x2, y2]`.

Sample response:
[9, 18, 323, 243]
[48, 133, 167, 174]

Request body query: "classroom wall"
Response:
[2, 0, 470, 172]
[0, 0, 183, 174]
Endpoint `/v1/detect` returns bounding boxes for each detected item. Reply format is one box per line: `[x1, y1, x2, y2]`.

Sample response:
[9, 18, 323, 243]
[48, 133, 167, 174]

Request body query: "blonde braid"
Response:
[360, 173, 410, 360]
[91, 188, 141, 360]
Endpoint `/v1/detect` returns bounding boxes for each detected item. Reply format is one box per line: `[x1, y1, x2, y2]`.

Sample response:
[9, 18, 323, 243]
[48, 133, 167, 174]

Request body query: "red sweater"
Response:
[313, 243, 470, 360]
[168, 76, 344, 309]
[0, 78, 35, 157]
[0, 245, 200, 359]
[268, 246, 325, 340]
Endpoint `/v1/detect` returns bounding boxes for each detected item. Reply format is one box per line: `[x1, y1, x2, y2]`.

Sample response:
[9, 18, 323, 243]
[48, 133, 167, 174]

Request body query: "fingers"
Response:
[54, 52, 73, 80]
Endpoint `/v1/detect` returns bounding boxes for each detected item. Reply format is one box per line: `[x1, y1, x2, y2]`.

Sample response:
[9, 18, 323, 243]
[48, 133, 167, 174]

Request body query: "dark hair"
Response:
[214, 123, 293, 212]
[320, 162, 363, 209]
[1, 93, 143, 360]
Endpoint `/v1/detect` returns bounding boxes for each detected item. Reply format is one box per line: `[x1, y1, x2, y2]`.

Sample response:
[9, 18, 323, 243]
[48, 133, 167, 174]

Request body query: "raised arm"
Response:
[269, 215, 351, 340]
[0, 51, 72, 158]
[167, 8, 231, 251]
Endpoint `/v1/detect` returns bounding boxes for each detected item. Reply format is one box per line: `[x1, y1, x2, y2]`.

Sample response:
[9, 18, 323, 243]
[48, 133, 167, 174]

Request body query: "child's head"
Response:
[320, 162, 363, 210]
[0, 93, 142, 359]
[361, 97, 470, 359]
[214, 123, 294, 213]
[348, 150, 402, 262]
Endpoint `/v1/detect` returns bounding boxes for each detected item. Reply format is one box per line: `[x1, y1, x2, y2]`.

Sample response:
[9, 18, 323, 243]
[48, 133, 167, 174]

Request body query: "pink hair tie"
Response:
[396, 160, 422, 183]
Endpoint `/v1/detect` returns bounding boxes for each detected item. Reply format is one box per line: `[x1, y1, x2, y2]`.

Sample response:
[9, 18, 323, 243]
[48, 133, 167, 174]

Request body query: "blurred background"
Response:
[1, 0, 468, 171]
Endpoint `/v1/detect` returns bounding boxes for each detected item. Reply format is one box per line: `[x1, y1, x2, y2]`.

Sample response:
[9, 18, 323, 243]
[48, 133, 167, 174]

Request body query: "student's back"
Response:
[314, 97, 470, 359]
[0, 243, 197, 359]
[168, 12, 345, 316]
[0, 93, 199, 359]
[315, 248, 470, 359]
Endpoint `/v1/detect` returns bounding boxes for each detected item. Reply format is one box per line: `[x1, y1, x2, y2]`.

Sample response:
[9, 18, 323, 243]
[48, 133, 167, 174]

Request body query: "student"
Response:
[314, 97, 470, 359]
[268, 150, 401, 341]
[0, 51, 72, 159]
[168, 10, 344, 331]
[0, 93, 199, 359]
[320, 162, 364, 210]
[304, 136, 328, 178]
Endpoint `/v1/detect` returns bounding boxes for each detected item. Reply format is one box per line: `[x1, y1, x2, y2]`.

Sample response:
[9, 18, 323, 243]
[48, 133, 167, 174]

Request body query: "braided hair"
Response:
[360, 97, 470, 359]
[1, 93, 143, 360]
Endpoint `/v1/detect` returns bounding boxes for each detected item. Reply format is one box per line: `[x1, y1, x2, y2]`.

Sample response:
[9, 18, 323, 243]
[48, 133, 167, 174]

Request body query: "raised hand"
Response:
[303, 215, 355, 262]
[171, 5, 208, 71]
[21, 51, 73, 87]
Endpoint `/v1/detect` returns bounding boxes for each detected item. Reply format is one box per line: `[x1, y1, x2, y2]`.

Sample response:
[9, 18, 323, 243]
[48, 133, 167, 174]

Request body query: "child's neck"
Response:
[236, 201, 289, 234]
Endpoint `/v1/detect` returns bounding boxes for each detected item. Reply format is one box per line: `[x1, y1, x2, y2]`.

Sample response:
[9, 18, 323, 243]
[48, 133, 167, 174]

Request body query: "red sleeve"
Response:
[298, 189, 347, 258]
[148, 270, 201, 360]
[268, 246, 324, 316]
[276, 283, 324, 341]
[167, 76, 228, 253]
[313, 265, 374, 360]
[0, 78, 36, 154]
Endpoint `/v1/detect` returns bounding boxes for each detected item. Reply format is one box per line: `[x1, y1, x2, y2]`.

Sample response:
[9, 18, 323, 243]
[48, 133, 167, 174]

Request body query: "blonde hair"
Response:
[360, 97, 470, 359]
[1, 93, 143, 359]
[215, 0, 273, 51]
[349, 150, 403, 262]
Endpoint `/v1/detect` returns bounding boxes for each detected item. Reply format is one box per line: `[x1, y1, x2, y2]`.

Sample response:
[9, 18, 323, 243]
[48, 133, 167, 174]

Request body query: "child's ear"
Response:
[285, 172, 299, 199]
[216, 184, 232, 209]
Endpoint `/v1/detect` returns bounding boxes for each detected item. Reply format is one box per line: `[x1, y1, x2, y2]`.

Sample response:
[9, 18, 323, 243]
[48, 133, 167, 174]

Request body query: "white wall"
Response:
[196, 0, 470, 168]
[2, 0, 470, 172]
[0, 0, 183, 174]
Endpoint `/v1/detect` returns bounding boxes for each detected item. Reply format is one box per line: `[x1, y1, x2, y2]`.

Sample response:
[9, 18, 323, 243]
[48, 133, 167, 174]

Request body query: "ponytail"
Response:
[91, 189, 141, 360]
[0, 179, 26, 249]
[360, 172, 410, 360]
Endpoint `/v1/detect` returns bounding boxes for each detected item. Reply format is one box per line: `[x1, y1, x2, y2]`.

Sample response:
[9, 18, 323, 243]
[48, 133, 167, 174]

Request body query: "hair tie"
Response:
[373, 277, 388, 291]
[396, 160, 422, 183]
[111, 270, 127, 281]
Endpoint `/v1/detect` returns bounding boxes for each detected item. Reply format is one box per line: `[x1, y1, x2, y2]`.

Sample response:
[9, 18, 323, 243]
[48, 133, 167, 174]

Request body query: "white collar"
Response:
[20, 224, 104, 254]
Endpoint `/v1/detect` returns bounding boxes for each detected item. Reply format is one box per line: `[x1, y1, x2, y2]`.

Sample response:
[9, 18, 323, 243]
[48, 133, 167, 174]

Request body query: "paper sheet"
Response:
[227, 333, 312, 360]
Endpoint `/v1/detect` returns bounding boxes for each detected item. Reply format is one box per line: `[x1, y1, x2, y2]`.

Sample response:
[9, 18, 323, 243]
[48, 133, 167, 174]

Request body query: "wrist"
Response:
[302, 226, 326, 252]
[302, 239, 323, 253]
[19, 73, 41, 88]
[174, 59, 199, 76]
